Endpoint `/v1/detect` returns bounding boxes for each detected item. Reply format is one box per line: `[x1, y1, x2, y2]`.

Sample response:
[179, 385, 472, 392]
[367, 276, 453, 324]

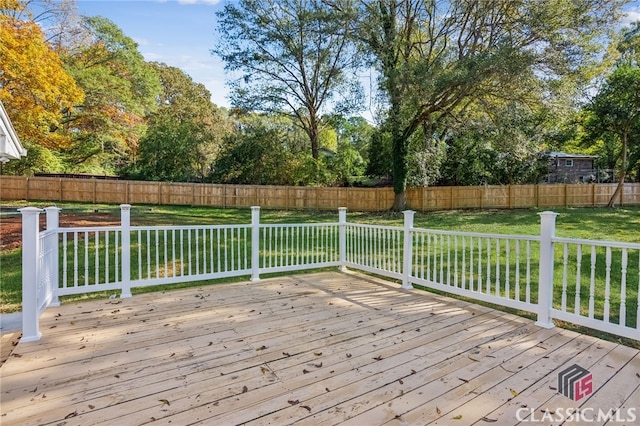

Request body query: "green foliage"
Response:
[212, 115, 304, 185]
[60, 16, 161, 174]
[355, 0, 624, 208]
[126, 63, 232, 182]
[1, 141, 64, 175]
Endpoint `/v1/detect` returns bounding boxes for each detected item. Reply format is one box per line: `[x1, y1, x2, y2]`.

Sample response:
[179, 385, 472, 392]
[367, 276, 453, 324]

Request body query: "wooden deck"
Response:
[1, 271, 638, 425]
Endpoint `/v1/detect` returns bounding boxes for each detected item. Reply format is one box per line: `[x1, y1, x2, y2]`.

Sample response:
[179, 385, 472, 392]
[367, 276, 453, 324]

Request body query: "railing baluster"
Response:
[164, 229, 168, 278]
[84, 231, 89, 287]
[604, 246, 612, 323]
[561, 243, 568, 311]
[495, 239, 500, 297]
[95, 232, 99, 285]
[156, 229, 160, 278]
[146, 230, 151, 279]
[515, 240, 520, 301]
[525, 241, 531, 304]
[589, 245, 597, 319]
[486, 238, 491, 294]
[620, 248, 628, 326]
[73, 233, 78, 287]
[575, 245, 582, 315]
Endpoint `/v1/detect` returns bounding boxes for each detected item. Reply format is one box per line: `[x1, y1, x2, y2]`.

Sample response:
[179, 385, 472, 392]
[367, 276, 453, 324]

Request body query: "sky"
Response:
[74, 0, 640, 112]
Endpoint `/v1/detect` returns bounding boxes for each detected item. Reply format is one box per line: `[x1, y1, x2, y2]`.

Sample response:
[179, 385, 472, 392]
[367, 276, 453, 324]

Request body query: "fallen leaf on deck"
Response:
[303, 369, 310, 374]
[242, 386, 248, 393]
[373, 356, 383, 361]
[256, 345, 267, 351]
[346, 353, 352, 358]
[288, 399, 300, 405]
[457, 377, 468, 383]
[453, 415, 462, 420]
[283, 352, 291, 356]
[314, 362, 322, 368]
[301, 405, 311, 412]
[314, 352, 322, 356]
[159, 399, 170, 406]
[436, 407, 441, 415]
[481, 417, 497, 423]
[65, 410, 78, 419]
[509, 388, 519, 397]
[325, 387, 330, 392]
[261, 366, 270, 374]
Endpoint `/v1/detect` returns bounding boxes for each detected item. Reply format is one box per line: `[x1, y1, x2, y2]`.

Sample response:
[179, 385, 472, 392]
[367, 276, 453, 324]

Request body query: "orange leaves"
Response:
[0, 15, 84, 148]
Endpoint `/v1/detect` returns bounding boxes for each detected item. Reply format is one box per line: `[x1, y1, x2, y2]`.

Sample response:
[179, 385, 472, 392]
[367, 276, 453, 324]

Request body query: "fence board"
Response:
[0, 175, 27, 200]
[2, 175, 639, 212]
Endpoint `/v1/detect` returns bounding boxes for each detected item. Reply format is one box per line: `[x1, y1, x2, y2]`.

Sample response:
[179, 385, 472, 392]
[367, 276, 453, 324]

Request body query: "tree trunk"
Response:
[608, 129, 628, 208]
[392, 191, 406, 211]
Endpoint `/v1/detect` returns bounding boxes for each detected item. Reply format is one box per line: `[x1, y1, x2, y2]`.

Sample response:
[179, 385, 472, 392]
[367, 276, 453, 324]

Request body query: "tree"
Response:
[0, 0, 84, 152]
[584, 64, 640, 206]
[212, 114, 306, 185]
[130, 63, 232, 182]
[354, 0, 624, 210]
[213, 0, 363, 162]
[60, 16, 161, 173]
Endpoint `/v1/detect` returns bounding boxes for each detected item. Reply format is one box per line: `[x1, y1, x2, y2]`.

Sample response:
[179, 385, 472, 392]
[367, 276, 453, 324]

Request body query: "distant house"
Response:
[0, 101, 27, 163]
[542, 152, 598, 184]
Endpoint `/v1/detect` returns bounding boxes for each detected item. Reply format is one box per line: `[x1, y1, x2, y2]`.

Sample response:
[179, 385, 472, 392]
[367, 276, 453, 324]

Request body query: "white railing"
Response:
[19, 206, 639, 343]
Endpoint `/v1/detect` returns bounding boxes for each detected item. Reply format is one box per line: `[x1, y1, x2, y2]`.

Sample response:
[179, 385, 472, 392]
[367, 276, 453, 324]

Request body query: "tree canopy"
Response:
[214, 0, 364, 161]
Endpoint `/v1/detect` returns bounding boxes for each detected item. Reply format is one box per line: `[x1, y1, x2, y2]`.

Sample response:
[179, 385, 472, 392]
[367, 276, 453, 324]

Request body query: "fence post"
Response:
[402, 210, 415, 289]
[120, 204, 132, 298]
[44, 206, 61, 307]
[19, 207, 43, 342]
[536, 211, 558, 329]
[338, 207, 347, 272]
[251, 206, 261, 281]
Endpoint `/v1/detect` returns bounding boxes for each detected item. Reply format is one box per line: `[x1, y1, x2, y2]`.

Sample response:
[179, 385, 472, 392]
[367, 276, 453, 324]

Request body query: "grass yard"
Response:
[1, 202, 639, 347]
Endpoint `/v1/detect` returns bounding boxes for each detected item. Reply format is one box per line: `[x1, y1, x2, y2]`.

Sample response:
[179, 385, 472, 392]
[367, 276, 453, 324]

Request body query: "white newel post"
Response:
[44, 207, 61, 307]
[338, 207, 347, 272]
[536, 211, 558, 329]
[120, 204, 132, 298]
[251, 206, 261, 281]
[402, 210, 415, 289]
[19, 207, 43, 342]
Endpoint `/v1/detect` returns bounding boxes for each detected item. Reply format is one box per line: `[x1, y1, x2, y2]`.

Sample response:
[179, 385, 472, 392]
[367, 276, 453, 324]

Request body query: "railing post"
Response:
[251, 206, 261, 281]
[536, 211, 558, 329]
[44, 207, 61, 307]
[338, 207, 347, 272]
[402, 210, 415, 289]
[120, 204, 132, 298]
[19, 207, 43, 342]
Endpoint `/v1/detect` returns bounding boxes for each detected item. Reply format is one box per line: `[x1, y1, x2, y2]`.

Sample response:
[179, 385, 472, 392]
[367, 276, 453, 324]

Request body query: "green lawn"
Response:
[2, 202, 639, 347]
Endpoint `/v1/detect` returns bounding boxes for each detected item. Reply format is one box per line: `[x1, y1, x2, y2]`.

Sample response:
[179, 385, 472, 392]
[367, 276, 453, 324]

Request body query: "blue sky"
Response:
[74, 0, 640, 111]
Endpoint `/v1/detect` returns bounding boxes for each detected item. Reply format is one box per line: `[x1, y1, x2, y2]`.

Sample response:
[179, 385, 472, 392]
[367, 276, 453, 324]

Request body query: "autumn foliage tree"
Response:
[0, 0, 84, 150]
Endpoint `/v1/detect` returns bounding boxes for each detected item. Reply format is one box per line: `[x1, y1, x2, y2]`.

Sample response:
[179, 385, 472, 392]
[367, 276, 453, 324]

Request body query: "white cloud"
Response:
[621, 6, 640, 26]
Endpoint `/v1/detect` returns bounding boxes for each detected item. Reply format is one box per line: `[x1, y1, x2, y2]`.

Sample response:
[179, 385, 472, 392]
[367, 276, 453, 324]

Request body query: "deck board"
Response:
[1, 271, 638, 425]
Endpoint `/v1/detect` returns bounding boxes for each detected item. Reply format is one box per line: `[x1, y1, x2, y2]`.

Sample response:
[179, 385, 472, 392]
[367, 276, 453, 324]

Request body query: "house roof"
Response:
[0, 101, 27, 163]
[547, 151, 597, 160]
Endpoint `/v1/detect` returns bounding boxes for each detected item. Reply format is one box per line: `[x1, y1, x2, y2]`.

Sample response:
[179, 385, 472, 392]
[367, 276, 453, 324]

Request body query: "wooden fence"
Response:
[2, 175, 640, 211]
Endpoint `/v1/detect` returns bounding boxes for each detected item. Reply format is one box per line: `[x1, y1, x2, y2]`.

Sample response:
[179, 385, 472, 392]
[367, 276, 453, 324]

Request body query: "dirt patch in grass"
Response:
[1, 213, 121, 253]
